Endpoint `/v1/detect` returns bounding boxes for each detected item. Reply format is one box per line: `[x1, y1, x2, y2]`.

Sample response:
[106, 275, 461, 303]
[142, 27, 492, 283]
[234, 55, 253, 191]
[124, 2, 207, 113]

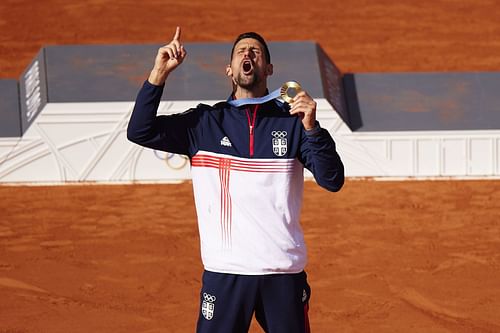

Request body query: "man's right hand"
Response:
[148, 26, 187, 86]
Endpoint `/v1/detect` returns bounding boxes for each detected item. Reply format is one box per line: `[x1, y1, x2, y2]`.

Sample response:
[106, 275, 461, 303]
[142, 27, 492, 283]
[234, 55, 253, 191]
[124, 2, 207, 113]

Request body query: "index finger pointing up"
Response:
[173, 26, 181, 41]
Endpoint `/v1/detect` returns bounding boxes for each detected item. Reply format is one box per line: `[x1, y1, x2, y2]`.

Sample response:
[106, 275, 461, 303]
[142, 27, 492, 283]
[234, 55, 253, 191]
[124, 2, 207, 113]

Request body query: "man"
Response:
[127, 27, 344, 333]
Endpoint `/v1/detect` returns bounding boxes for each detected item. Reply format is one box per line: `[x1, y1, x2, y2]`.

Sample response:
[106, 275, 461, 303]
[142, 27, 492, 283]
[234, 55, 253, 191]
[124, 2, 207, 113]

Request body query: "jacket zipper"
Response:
[245, 105, 259, 157]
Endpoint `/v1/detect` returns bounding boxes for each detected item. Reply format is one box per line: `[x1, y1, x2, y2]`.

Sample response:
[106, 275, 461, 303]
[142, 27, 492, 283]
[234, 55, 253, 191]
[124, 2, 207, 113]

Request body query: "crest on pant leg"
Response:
[202, 292, 216, 320]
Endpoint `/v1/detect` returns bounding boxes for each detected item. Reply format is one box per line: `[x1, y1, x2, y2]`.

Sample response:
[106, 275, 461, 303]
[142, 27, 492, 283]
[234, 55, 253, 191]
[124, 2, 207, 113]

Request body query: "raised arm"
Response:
[127, 27, 199, 156]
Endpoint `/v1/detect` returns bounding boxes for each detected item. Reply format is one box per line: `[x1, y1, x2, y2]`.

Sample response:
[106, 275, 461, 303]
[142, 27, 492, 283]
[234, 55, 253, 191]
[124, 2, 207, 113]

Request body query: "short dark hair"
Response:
[230, 32, 271, 64]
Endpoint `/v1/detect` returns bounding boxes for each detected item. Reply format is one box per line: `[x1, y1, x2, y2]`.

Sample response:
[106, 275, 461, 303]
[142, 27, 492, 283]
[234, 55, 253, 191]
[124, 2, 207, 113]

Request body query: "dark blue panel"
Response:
[165, 42, 238, 101]
[266, 41, 323, 98]
[0, 80, 21, 137]
[44, 42, 327, 102]
[348, 72, 500, 131]
[45, 44, 156, 102]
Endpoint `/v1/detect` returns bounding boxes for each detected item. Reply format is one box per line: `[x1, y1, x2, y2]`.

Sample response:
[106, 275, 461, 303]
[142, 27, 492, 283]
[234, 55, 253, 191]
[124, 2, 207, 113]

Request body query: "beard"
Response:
[233, 70, 262, 90]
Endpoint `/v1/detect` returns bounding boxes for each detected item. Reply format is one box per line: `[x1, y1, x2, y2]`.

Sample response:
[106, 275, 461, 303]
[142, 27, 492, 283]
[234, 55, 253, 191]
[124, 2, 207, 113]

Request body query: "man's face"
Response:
[227, 38, 272, 90]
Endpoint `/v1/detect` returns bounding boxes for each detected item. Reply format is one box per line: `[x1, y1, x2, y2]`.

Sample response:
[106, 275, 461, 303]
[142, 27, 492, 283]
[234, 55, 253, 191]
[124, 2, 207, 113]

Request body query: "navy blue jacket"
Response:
[127, 80, 344, 192]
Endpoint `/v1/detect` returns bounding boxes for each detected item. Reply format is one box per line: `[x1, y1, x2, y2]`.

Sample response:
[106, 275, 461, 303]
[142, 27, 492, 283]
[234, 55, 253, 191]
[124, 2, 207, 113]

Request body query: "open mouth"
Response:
[242, 60, 253, 74]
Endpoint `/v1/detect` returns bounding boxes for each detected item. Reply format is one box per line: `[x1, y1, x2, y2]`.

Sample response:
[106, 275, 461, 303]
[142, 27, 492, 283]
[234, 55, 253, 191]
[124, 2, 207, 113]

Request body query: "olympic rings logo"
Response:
[153, 150, 189, 170]
[203, 293, 217, 303]
[272, 131, 287, 138]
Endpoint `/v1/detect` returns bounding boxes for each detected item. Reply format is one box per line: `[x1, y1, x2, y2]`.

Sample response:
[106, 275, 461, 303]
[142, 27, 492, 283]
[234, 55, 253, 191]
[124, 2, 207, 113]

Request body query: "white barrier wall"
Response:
[0, 100, 499, 184]
[337, 132, 500, 178]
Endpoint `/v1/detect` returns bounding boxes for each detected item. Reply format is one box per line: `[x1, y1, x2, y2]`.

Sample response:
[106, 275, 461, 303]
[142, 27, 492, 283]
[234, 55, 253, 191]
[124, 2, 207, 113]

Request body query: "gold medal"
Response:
[280, 81, 302, 103]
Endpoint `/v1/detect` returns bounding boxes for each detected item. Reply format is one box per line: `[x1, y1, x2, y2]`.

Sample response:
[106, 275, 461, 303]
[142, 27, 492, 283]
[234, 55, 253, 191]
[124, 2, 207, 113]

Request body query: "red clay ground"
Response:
[1, 1, 500, 332]
[2, 0, 500, 77]
[1, 181, 500, 333]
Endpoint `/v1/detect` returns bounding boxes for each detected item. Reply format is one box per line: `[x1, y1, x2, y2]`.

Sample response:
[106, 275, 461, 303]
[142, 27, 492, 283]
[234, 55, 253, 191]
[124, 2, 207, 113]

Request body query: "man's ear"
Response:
[226, 65, 232, 77]
[266, 63, 273, 76]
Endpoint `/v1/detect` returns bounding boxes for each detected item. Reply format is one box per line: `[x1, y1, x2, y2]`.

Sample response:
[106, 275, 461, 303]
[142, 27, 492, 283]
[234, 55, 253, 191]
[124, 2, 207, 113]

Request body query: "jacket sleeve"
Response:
[298, 122, 345, 192]
[127, 80, 201, 157]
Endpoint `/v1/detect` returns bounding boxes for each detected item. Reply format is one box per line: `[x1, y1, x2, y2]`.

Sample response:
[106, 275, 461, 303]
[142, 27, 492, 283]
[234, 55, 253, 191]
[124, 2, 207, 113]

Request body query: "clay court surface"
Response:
[1, 1, 500, 332]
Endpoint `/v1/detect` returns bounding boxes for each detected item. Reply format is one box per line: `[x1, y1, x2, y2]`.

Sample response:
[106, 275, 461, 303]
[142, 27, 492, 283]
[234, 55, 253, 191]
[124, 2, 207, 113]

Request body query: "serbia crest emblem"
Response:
[202, 293, 216, 320]
[272, 131, 288, 157]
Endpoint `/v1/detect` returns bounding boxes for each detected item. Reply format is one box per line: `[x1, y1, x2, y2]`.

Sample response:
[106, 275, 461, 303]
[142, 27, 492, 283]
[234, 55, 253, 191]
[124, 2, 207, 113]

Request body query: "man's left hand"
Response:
[289, 91, 317, 130]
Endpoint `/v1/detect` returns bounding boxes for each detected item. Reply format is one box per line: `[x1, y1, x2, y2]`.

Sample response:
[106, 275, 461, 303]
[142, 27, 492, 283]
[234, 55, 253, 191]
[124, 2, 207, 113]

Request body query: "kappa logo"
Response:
[272, 131, 288, 157]
[220, 136, 232, 147]
[202, 292, 217, 320]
